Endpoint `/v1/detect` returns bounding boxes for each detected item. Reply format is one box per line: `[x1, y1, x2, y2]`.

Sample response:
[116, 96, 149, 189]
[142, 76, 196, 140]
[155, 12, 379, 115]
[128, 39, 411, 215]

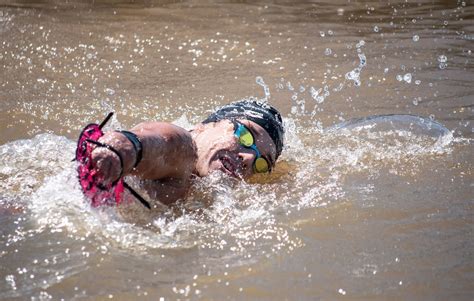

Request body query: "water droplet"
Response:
[373, 25, 379, 32]
[438, 55, 447, 63]
[256, 76, 270, 99]
[319, 31, 325, 37]
[358, 53, 367, 66]
[403, 73, 412, 83]
[287, 81, 294, 91]
[338, 288, 347, 295]
[346, 70, 361, 86]
[105, 88, 115, 96]
[324, 48, 332, 56]
[100, 245, 108, 254]
[5, 275, 16, 290]
[438, 55, 448, 69]
[412, 35, 419, 42]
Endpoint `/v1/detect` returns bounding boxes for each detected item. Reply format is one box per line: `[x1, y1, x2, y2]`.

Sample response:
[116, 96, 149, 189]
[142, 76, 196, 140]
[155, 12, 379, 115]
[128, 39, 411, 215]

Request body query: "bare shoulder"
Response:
[128, 121, 197, 180]
[131, 121, 195, 155]
[131, 122, 191, 138]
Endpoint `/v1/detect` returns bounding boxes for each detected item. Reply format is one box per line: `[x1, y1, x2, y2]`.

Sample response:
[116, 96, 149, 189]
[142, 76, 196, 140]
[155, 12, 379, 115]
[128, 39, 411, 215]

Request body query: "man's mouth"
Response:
[219, 155, 241, 178]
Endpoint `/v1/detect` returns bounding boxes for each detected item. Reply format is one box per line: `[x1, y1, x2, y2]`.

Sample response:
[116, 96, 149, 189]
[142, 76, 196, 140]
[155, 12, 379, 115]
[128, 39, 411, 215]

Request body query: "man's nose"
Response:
[237, 148, 256, 172]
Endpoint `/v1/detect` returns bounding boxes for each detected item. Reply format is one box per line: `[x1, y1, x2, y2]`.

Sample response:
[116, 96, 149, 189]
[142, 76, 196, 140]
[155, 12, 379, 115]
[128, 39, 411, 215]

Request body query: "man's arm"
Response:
[91, 122, 197, 184]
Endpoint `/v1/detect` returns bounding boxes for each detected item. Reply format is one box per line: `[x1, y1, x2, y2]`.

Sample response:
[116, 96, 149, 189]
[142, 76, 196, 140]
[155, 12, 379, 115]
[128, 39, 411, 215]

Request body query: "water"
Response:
[1, 1, 473, 300]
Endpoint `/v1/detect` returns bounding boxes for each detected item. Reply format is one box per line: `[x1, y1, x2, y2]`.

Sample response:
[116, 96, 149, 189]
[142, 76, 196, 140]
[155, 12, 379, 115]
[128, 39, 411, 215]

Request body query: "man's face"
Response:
[194, 119, 277, 179]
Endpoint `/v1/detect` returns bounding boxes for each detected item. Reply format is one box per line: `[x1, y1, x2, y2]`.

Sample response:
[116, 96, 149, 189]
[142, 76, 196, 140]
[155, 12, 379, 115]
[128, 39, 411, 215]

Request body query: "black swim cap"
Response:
[202, 100, 284, 159]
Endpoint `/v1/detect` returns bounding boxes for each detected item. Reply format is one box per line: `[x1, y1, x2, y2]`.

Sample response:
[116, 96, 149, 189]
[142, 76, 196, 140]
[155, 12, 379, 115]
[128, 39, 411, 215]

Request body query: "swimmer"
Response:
[87, 100, 284, 208]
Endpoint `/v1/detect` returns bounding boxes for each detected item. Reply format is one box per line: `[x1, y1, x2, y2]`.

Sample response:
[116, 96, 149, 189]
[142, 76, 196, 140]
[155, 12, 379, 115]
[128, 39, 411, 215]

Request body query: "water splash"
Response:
[255, 76, 270, 100]
[310, 85, 330, 104]
[287, 39, 368, 117]
[0, 109, 460, 300]
[321, 114, 454, 174]
[283, 40, 369, 117]
[345, 40, 367, 86]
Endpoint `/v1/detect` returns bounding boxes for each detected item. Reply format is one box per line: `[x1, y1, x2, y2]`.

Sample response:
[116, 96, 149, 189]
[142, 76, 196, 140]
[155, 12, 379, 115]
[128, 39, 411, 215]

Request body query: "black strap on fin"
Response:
[72, 112, 114, 162]
[86, 139, 151, 210]
[85, 139, 151, 210]
[75, 112, 151, 210]
[85, 139, 124, 181]
[99, 112, 114, 129]
[123, 181, 151, 209]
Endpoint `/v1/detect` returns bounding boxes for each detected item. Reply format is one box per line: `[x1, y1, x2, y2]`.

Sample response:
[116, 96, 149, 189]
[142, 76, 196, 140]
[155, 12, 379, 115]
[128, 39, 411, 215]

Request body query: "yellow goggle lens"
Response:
[254, 157, 269, 173]
[238, 129, 254, 147]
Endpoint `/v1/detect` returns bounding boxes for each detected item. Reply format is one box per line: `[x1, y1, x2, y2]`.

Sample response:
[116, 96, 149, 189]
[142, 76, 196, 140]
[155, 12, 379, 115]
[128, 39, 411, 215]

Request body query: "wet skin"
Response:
[91, 119, 277, 206]
[192, 119, 276, 179]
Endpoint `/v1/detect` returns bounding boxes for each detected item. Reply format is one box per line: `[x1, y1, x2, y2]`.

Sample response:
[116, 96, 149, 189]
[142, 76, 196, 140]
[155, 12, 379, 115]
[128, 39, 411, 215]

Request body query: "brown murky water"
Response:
[1, 1, 473, 300]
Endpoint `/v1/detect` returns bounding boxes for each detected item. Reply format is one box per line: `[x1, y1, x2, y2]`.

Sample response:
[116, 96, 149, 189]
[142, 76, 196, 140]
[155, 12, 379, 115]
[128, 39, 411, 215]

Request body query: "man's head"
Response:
[192, 100, 284, 179]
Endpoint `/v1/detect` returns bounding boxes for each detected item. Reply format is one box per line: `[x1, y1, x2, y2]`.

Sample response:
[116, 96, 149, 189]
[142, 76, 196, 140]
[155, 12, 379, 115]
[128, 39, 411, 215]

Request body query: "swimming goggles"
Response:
[233, 121, 271, 173]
